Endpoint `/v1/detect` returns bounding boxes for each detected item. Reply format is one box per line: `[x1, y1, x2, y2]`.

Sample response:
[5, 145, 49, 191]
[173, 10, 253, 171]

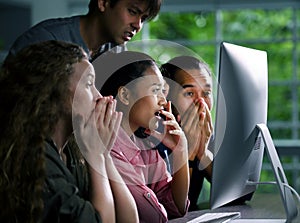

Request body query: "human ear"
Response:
[118, 86, 130, 105]
[98, 0, 109, 12]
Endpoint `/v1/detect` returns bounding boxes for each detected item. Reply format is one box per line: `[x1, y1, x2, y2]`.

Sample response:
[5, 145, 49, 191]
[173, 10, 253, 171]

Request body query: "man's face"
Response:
[171, 68, 213, 115]
[101, 0, 150, 44]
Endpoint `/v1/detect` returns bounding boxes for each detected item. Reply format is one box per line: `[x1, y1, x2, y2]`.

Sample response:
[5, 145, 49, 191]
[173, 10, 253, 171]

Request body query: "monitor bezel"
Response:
[210, 42, 268, 209]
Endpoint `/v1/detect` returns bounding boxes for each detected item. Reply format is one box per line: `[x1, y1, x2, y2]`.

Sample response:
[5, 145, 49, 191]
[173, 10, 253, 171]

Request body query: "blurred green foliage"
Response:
[133, 8, 300, 140]
[149, 12, 216, 41]
[133, 8, 300, 196]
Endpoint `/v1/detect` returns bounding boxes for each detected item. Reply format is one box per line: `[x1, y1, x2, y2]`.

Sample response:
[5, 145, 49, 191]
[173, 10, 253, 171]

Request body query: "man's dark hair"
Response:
[88, 0, 162, 21]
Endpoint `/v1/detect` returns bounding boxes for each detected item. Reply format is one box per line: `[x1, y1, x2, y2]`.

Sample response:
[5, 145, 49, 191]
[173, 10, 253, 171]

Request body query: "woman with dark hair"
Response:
[100, 51, 190, 223]
[0, 40, 138, 223]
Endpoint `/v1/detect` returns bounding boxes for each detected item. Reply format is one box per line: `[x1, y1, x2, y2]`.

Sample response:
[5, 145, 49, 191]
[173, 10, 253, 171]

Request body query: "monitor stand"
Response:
[232, 124, 298, 223]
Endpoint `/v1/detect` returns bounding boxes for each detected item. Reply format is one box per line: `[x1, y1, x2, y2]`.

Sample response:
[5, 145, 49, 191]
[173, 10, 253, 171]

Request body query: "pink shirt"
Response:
[111, 127, 189, 223]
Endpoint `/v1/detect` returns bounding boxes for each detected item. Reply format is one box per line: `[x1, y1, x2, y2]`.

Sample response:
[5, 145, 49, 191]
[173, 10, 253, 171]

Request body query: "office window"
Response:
[222, 9, 293, 39]
[135, 7, 300, 141]
[133, 6, 300, 193]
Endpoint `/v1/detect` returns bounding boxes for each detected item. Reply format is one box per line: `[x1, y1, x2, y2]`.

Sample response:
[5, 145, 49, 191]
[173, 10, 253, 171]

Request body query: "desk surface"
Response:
[168, 192, 300, 222]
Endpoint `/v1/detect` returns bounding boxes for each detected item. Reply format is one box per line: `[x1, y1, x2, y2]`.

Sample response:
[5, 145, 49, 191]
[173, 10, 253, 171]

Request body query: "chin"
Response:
[118, 37, 128, 44]
[148, 118, 159, 131]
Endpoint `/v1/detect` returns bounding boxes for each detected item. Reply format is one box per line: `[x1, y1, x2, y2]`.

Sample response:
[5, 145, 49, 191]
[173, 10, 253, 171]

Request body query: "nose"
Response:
[94, 88, 103, 101]
[194, 91, 212, 111]
[193, 91, 204, 105]
[196, 91, 203, 100]
[131, 17, 143, 32]
[158, 92, 167, 107]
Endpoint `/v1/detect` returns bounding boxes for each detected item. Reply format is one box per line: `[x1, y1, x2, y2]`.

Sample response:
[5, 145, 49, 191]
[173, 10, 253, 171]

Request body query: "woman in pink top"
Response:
[100, 51, 190, 222]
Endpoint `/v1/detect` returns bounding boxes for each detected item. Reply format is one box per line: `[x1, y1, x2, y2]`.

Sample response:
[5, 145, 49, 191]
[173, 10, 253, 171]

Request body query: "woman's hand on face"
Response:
[145, 101, 188, 155]
[94, 97, 122, 153]
[73, 96, 122, 158]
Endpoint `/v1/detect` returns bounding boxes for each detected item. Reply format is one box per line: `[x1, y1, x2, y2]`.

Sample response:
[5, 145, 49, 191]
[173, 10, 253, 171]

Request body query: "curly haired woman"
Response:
[0, 40, 138, 223]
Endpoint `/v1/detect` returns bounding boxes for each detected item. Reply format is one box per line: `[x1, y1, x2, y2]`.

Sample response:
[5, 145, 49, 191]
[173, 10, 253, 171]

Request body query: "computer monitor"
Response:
[210, 42, 298, 222]
[210, 42, 268, 209]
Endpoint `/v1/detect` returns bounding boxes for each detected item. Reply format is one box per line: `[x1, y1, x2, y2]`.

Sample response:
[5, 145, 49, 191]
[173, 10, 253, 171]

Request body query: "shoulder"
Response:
[34, 16, 80, 31]
[9, 16, 81, 55]
[28, 16, 80, 31]
[44, 141, 72, 179]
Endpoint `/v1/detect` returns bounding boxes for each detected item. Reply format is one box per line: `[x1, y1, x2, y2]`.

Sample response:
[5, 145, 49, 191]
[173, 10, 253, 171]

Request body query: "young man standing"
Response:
[7, 0, 162, 61]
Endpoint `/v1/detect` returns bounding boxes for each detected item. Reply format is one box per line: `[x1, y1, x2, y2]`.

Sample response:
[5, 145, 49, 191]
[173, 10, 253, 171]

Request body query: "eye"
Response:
[128, 8, 137, 15]
[162, 89, 167, 95]
[203, 91, 211, 97]
[152, 87, 160, 94]
[151, 86, 162, 95]
[86, 80, 93, 87]
[183, 91, 194, 97]
[141, 15, 148, 23]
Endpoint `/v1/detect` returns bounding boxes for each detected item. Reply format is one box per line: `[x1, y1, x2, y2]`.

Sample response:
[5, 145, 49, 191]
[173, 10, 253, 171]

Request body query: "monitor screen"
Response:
[210, 42, 268, 209]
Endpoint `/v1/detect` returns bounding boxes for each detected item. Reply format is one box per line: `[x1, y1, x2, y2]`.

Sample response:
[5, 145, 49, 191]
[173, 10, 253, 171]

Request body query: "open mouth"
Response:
[152, 110, 166, 132]
[154, 110, 166, 120]
[124, 31, 133, 40]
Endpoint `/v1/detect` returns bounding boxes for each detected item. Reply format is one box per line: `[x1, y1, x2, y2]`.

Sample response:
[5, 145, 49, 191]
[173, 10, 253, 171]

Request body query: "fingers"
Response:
[182, 99, 211, 132]
[160, 110, 181, 131]
[196, 107, 213, 161]
[180, 102, 201, 152]
[107, 111, 123, 150]
[95, 96, 116, 129]
[200, 101, 213, 137]
[204, 104, 213, 135]
[94, 97, 108, 127]
[146, 109, 186, 150]
[178, 99, 213, 160]
[144, 128, 164, 142]
[92, 96, 122, 150]
[163, 119, 181, 131]
[160, 110, 175, 125]
[165, 101, 172, 118]
[104, 99, 114, 127]
[197, 132, 207, 158]
[181, 100, 203, 132]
